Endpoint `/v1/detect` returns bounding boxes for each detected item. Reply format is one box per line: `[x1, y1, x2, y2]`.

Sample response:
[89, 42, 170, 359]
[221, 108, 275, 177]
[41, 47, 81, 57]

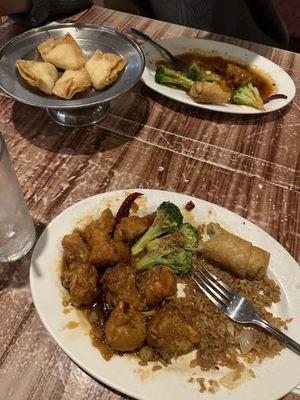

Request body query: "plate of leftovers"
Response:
[30, 189, 300, 400]
[0, 23, 144, 126]
[141, 38, 295, 114]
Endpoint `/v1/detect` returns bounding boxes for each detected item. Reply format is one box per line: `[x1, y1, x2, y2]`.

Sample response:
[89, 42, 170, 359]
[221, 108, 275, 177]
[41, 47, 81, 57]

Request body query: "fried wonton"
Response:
[52, 67, 91, 99]
[85, 49, 127, 90]
[38, 33, 87, 70]
[16, 59, 58, 95]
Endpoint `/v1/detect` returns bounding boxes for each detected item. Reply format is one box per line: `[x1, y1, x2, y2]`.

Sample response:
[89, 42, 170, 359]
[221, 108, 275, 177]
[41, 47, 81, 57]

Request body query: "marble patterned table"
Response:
[0, 5, 299, 400]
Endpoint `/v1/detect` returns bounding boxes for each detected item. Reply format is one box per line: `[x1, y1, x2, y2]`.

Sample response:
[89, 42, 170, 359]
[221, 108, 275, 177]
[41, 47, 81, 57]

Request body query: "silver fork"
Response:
[124, 28, 189, 72]
[192, 267, 300, 355]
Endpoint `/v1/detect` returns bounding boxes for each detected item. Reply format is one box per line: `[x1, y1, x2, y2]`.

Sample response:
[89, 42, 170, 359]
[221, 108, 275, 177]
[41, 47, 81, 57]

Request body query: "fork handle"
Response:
[253, 317, 300, 355]
[124, 28, 174, 61]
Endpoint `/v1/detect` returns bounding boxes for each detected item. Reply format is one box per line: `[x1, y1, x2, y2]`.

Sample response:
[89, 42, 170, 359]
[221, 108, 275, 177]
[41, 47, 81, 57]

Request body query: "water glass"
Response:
[0, 133, 36, 262]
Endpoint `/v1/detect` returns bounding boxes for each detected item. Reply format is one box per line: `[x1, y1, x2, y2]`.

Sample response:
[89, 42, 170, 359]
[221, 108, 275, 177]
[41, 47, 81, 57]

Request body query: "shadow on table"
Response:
[0, 219, 46, 291]
[143, 85, 292, 126]
[11, 87, 150, 155]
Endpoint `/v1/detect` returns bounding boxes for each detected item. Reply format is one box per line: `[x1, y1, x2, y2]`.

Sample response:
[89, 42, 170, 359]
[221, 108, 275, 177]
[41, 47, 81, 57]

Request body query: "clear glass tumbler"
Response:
[0, 133, 36, 262]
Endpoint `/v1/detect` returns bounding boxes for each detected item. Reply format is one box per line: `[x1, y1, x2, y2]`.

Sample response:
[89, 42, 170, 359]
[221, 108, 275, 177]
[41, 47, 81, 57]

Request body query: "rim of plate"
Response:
[141, 38, 296, 114]
[30, 189, 300, 400]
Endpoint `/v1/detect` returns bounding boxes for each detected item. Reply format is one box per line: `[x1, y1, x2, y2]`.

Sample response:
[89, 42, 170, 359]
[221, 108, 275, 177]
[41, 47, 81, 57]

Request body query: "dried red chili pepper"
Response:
[264, 94, 287, 103]
[115, 192, 143, 225]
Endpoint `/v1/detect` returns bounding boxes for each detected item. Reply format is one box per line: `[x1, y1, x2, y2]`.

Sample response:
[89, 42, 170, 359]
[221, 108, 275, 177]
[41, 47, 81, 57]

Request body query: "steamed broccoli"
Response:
[131, 201, 183, 256]
[231, 83, 264, 110]
[145, 222, 198, 253]
[155, 65, 193, 91]
[187, 64, 220, 83]
[179, 223, 199, 249]
[135, 251, 193, 275]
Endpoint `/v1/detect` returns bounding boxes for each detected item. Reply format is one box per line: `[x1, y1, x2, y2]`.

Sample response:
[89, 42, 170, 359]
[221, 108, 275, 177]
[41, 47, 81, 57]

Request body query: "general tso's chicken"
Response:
[226, 63, 259, 87]
[189, 82, 229, 104]
[103, 263, 145, 310]
[147, 308, 200, 354]
[84, 209, 115, 246]
[140, 267, 177, 305]
[84, 209, 130, 268]
[62, 231, 89, 265]
[114, 213, 155, 242]
[89, 240, 129, 268]
[105, 302, 146, 352]
[62, 262, 99, 306]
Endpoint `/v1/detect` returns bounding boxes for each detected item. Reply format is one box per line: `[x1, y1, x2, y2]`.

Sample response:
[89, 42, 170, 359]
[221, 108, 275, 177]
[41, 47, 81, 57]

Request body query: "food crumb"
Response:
[196, 377, 206, 393]
[158, 166, 164, 172]
[64, 321, 79, 329]
[152, 365, 162, 372]
[189, 359, 198, 368]
[62, 295, 70, 307]
[63, 308, 71, 314]
[139, 360, 148, 366]
[249, 369, 255, 378]
[208, 379, 219, 394]
[185, 201, 195, 211]
[187, 377, 195, 383]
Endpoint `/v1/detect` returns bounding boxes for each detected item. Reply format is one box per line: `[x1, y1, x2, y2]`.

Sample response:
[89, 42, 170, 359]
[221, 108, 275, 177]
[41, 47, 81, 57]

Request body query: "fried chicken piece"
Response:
[62, 262, 99, 306]
[147, 308, 200, 354]
[84, 208, 115, 246]
[140, 267, 177, 305]
[62, 231, 89, 265]
[189, 82, 229, 104]
[114, 213, 155, 242]
[89, 240, 129, 268]
[105, 302, 146, 352]
[103, 263, 145, 310]
[84, 209, 130, 268]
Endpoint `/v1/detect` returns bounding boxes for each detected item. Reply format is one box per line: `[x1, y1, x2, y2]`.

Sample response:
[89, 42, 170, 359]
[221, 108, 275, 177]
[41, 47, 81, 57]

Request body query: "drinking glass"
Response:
[0, 133, 36, 262]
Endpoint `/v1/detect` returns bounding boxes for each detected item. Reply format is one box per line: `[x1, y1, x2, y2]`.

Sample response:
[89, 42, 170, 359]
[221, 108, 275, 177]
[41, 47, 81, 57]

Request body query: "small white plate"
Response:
[30, 189, 300, 400]
[141, 38, 296, 114]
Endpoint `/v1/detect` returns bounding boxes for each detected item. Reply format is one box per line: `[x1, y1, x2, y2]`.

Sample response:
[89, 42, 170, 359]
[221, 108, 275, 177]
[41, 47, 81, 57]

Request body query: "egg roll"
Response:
[16, 59, 58, 95]
[199, 222, 269, 279]
[85, 50, 127, 90]
[38, 33, 87, 70]
[52, 67, 91, 99]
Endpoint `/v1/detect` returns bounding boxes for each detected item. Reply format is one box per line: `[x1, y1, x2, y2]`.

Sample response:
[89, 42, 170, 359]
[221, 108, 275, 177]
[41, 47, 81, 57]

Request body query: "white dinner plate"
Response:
[30, 189, 300, 400]
[141, 38, 296, 114]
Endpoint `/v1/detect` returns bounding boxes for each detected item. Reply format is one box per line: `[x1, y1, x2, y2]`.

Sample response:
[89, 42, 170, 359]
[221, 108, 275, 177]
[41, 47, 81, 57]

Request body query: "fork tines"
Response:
[192, 267, 231, 310]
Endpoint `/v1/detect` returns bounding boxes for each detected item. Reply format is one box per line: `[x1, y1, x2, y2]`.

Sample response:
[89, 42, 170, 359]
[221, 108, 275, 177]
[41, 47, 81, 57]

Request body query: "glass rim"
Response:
[0, 133, 4, 162]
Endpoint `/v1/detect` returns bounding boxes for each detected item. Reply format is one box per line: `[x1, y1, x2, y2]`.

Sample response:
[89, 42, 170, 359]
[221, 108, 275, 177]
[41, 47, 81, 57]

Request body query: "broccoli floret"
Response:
[155, 65, 193, 91]
[131, 201, 183, 256]
[145, 222, 198, 253]
[231, 83, 264, 110]
[145, 232, 181, 254]
[135, 251, 193, 275]
[179, 223, 199, 250]
[187, 64, 220, 82]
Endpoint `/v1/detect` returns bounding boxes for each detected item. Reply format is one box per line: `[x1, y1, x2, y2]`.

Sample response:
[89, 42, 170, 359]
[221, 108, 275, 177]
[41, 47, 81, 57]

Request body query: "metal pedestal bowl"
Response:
[0, 23, 144, 127]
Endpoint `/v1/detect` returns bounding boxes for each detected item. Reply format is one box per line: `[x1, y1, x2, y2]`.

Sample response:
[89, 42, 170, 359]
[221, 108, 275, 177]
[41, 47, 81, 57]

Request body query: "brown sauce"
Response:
[157, 52, 275, 100]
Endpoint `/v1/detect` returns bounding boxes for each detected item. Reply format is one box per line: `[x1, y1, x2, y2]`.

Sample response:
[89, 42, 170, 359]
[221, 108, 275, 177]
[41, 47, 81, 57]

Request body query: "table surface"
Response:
[0, 5, 299, 400]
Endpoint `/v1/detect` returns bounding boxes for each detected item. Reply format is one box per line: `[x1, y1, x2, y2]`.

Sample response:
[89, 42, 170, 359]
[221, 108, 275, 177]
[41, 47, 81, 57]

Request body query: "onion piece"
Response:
[239, 329, 254, 354]
[219, 365, 255, 390]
